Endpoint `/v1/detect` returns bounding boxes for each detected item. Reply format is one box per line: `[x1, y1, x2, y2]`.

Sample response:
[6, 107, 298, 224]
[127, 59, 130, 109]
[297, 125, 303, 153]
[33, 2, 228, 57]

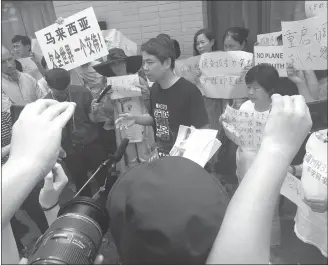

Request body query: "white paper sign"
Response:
[174, 55, 205, 94]
[305, 1, 328, 18]
[221, 105, 269, 149]
[35, 7, 108, 71]
[257, 31, 282, 46]
[169, 125, 220, 167]
[281, 173, 308, 212]
[102, 29, 138, 56]
[199, 51, 253, 99]
[281, 13, 327, 70]
[107, 74, 142, 100]
[254, 45, 287, 77]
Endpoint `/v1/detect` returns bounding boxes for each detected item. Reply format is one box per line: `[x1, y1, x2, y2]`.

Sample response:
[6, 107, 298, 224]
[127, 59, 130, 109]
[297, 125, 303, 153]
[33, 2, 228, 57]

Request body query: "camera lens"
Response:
[28, 197, 109, 264]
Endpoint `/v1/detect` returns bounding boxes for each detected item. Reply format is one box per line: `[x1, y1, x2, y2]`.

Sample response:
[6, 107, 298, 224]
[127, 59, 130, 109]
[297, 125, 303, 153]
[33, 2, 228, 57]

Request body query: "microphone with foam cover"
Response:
[113, 138, 130, 162]
[96, 85, 112, 103]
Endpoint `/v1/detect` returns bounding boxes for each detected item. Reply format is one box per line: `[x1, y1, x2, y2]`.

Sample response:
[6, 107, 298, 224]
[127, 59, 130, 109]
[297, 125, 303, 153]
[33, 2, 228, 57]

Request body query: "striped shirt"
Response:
[1, 111, 12, 165]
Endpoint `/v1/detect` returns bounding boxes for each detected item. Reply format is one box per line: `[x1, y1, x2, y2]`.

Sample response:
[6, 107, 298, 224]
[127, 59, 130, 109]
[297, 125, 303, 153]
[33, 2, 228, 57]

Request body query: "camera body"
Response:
[28, 197, 109, 264]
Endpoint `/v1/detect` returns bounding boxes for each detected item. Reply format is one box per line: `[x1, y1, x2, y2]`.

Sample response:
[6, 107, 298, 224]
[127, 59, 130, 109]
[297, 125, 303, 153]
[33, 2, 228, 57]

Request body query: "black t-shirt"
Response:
[150, 77, 209, 156]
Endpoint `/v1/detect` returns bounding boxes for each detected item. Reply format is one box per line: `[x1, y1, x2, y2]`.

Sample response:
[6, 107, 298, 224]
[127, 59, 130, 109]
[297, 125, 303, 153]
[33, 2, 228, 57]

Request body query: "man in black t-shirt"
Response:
[116, 36, 208, 156]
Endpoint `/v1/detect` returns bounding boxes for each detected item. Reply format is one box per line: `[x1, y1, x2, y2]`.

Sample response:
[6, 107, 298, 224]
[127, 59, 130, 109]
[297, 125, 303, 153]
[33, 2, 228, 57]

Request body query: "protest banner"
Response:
[256, 31, 282, 46]
[174, 55, 205, 95]
[282, 13, 327, 70]
[305, 1, 328, 18]
[107, 74, 142, 100]
[221, 105, 269, 149]
[107, 74, 143, 143]
[254, 45, 287, 77]
[169, 125, 220, 167]
[102, 29, 138, 56]
[199, 51, 253, 99]
[35, 7, 108, 71]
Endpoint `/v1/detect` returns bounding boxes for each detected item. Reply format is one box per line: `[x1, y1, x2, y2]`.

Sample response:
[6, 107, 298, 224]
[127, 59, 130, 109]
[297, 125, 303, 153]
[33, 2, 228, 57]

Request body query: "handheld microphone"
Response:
[113, 138, 130, 162]
[96, 85, 112, 103]
[74, 138, 130, 199]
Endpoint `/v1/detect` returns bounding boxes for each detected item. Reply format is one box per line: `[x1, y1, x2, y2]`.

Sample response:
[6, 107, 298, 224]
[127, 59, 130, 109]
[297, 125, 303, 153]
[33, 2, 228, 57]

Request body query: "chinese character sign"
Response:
[281, 13, 327, 70]
[174, 55, 205, 95]
[221, 105, 269, 149]
[35, 7, 108, 71]
[107, 74, 142, 100]
[199, 51, 253, 99]
[257, 31, 282, 46]
[102, 29, 138, 56]
[254, 45, 287, 77]
[174, 55, 201, 84]
[305, 1, 328, 18]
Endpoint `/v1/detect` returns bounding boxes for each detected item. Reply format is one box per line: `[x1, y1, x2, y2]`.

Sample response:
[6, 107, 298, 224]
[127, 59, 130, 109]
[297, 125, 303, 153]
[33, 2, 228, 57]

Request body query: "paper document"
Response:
[169, 125, 221, 167]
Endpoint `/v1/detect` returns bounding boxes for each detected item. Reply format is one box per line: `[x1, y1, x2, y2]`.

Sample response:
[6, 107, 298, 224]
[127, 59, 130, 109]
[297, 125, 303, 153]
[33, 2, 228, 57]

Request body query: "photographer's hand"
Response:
[2, 99, 75, 227]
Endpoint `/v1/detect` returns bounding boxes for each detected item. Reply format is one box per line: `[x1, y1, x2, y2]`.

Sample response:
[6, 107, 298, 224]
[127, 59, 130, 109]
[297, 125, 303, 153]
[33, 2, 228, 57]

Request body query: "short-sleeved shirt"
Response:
[44, 85, 99, 150]
[1, 72, 45, 112]
[150, 77, 209, 156]
[1, 111, 12, 165]
[17, 57, 43, 80]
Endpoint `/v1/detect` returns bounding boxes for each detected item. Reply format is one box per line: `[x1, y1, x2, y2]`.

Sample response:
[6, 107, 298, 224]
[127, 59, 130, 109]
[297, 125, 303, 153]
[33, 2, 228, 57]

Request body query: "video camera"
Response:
[27, 138, 129, 264]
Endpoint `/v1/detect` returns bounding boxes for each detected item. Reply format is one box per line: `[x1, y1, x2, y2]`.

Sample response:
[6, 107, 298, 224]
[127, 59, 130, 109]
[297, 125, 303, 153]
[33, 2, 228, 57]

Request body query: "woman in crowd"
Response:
[291, 129, 327, 260]
[93, 48, 153, 171]
[222, 63, 282, 249]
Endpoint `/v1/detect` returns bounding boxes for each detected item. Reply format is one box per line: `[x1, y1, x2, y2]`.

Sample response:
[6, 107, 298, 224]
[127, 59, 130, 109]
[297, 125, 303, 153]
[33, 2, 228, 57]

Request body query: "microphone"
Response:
[96, 85, 112, 103]
[73, 138, 130, 199]
[113, 138, 130, 162]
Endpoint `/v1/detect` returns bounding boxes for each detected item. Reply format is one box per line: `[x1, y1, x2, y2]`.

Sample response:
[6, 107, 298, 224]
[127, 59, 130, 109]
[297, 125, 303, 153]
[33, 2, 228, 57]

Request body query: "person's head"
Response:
[12, 35, 31, 58]
[157, 33, 181, 59]
[107, 156, 229, 264]
[245, 64, 279, 106]
[2, 46, 17, 76]
[276, 34, 283, 46]
[141, 37, 176, 82]
[193, 28, 216, 56]
[45, 68, 71, 97]
[274, 77, 299, 96]
[41, 56, 48, 70]
[110, 59, 127, 76]
[223, 27, 249, 51]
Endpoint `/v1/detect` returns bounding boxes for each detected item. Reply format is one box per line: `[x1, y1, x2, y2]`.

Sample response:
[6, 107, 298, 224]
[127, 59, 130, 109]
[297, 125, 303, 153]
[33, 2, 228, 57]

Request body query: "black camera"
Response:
[28, 196, 109, 264]
[27, 138, 130, 264]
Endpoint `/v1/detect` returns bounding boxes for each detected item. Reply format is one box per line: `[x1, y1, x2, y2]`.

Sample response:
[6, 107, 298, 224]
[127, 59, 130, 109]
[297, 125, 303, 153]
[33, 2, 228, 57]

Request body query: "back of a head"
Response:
[223, 26, 250, 45]
[45, 68, 71, 91]
[107, 156, 230, 264]
[156, 34, 181, 59]
[275, 77, 299, 96]
[141, 36, 177, 69]
[245, 63, 279, 95]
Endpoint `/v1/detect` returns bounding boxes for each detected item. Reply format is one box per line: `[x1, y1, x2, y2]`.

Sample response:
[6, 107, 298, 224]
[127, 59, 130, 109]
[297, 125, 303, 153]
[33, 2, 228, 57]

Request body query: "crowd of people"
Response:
[1, 5, 327, 265]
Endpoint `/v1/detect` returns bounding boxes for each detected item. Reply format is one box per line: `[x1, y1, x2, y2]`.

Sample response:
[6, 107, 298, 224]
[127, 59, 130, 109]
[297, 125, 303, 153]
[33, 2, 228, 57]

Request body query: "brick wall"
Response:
[53, 1, 207, 58]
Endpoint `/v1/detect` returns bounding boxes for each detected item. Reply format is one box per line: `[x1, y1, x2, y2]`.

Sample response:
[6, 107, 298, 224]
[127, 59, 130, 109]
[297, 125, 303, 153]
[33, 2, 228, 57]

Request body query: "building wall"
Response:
[53, 1, 207, 58]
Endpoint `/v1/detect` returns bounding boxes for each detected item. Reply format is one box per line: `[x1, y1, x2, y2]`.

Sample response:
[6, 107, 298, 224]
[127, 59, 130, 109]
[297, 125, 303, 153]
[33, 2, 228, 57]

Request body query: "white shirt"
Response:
[2, 72, 45, 112]
[17, 57, 43, 81]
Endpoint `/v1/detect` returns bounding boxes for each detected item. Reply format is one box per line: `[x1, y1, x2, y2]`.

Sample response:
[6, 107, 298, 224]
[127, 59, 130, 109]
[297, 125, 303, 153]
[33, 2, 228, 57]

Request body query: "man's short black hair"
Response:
[141, 37, 176, 69]
[45, 68, 71, 91]
[12, 35, 31, 47]
[245, 63, 280, 95]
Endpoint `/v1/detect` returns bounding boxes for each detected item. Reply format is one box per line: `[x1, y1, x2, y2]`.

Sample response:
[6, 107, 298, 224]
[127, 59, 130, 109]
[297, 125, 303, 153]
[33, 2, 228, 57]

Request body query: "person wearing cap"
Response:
[43, 68, 108, 197]
[93, 48, 154, 169]
[115, 36, 209, 157]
